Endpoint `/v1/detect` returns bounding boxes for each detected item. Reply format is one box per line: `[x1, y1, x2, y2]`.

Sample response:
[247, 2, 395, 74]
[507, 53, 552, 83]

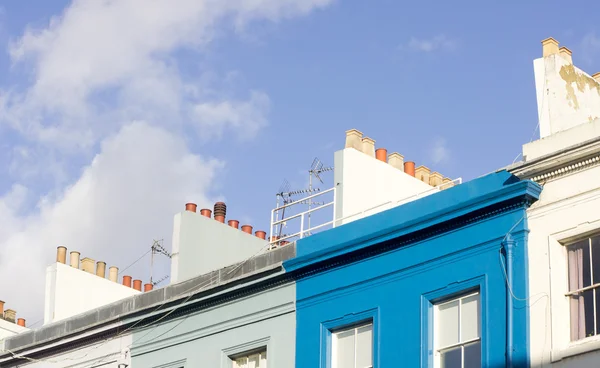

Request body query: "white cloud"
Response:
[407, 34, 457, 52]
[0, 0, 335, 323]
[2, 0, 334, 151]
[193, 90, 270, 140]
[0, 122, 223, 321]
[429, 136, 449, 164]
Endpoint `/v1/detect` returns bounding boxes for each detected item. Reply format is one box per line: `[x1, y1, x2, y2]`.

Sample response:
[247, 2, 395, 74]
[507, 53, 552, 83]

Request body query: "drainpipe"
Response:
[503, 235, 515, 368]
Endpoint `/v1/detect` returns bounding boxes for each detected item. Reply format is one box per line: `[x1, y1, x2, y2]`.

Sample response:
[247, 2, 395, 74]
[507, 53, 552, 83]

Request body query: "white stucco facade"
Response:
[44, 262, 140, 325]
[334, 147, 440, 225]
[510, 38, 600, 367]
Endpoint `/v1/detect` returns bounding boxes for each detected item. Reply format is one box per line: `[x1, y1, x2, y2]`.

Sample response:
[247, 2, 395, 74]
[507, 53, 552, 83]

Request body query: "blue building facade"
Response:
[285, 171, 541, 368]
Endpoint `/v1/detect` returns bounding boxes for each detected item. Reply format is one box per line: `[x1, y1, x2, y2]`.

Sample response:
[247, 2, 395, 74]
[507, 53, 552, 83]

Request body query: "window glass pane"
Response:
[463, 340, 481, 368]
[592, 236, 600, 285]
[334, 329, 355, 368]
[461, 294, 480, 341]
[437, 300, 460, 347]
[356, 324, 373, 368]
[440, 346, 461, 368]
[581, 240, 592, 287]
[583, 289, 595, 336]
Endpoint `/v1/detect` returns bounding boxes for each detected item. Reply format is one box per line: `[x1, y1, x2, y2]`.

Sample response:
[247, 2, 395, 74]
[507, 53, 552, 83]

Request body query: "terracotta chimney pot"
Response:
[255, 230, 266, 240]
[241, 225, 253, 234]
[17, 318, 25, 327]
[185, 203, 197, 212]
[228, 219, 240, 229]
[133, 280, 142, 291]
[200, 209, 212, 218]
[123, 275, 132, 288]
[404, 161, 416, 177]
[144, 283, 153, 292]
[375, 148, 388, 162]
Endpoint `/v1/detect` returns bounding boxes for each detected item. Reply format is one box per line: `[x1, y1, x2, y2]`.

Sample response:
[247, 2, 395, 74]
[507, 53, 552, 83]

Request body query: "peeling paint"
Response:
[559, 64, 600, 110]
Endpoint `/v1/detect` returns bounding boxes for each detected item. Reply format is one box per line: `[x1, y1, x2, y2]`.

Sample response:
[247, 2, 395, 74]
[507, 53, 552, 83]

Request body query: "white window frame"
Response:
[565, 234, 600, 340]
[231, 348, 267, 368]
[331, 321, 373, 368]
[434, 291, 481, 368]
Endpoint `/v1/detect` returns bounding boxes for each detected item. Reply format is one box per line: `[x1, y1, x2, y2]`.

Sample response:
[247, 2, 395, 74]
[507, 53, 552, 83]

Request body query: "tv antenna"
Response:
[150, 239, 171, 285]
[272, 158, 333, 239]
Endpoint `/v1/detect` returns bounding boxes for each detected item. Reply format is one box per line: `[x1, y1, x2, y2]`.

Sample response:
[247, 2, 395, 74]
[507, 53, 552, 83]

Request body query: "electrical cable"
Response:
[1, 238, 280, 366]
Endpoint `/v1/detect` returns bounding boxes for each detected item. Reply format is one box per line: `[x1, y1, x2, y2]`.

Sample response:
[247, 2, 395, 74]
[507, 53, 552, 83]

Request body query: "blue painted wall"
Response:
[285, 171, 541, 368]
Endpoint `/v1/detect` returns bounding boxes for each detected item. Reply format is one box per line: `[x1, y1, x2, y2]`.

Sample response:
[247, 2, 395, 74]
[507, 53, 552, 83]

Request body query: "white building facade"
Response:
[509, 37, 600, 367]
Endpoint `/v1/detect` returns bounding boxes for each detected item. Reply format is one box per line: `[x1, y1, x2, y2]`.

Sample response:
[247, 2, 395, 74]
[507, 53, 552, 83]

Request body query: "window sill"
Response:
[552, 336, 600, 362]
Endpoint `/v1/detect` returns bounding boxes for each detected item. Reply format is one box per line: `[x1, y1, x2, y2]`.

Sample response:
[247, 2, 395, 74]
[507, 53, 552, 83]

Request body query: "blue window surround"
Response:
[421, 275, 487, 368]
[320, 308, 379, 368]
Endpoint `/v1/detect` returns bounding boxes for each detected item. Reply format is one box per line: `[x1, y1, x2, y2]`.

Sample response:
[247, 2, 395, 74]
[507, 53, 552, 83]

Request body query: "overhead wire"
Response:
[2, 237, 282, 366]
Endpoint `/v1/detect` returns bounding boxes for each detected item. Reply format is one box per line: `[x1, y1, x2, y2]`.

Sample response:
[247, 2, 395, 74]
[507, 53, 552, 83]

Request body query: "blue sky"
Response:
[0, 0, 599, 322]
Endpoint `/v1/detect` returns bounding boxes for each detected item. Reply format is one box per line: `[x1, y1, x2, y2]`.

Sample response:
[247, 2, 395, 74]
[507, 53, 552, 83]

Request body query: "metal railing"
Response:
[268, 177, 462, 247]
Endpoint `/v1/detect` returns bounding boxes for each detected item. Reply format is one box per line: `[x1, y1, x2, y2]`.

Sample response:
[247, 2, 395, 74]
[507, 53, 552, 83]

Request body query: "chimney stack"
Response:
[361, 137, 376, 157]
[123, 275, 132, 288]
[388, 152, 404, 170]
[185, 203, 197, 212]
[214, 202, 226, 223]
[404, 161, 416, 177]
[96, 261, 106, 278]
[415, 166, 431, 184]
[133, 280, 142, 291]
[200, 208, 212, 218]
[375, 148, 387, 162]
[56, 246, 67, 264]
[144, 283, 153, 292]
[228, 219, 240, 229]
[559, 46, 572, 64]
[542, 37, 559, 57]
[109, 266, 119, 282]
[241, 225, 253, 234]
[81, 257, 95, 273]
[593, 72, 600, 83]
[255, 230, 266, 240]
[345, 129, 363, 151]
[69, 251, 80, 268]
[429, 172, 443, 187]
[17, 318, 25, 327]
[4, 309, 16, 323]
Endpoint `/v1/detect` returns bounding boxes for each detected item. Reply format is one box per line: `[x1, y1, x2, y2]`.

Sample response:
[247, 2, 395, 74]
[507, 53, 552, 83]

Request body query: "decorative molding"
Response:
[292, 197, 534, 282]
[529, 154, 600, 182]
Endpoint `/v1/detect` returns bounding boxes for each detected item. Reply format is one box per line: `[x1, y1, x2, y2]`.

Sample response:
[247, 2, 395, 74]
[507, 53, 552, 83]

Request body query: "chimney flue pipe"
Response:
[96, 261, 106, 278]
[228, 220, 239, 229]
[404, 161, 416, 177]
[241, 225, 253, 234]
[109, 266, 119, 282]
[375, 148, 388, 162]
[200, 209, 212, 218]
[69, 251, 80, 268]
[17, 318, 25, 327]
[133, 280, 142, 291]
[123, 275, 132, 288]
[214, 202, 226, 223]
[185, 203, 197, 212]
[56, 246, 67, 264]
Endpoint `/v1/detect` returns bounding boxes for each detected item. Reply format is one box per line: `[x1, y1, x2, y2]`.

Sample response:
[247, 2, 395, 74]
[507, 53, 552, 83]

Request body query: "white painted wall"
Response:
[522, 79, 600, 366]
[44, 262, 139, 325]
[334, 148, 436, 225]
[534, 53, 600, 139]
[171, 211, 269, 283]
[0, 319, 27, 340]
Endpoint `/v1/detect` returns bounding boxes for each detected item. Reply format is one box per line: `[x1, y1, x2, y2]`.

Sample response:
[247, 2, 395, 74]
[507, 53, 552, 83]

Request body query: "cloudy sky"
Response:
[0, 0, 599, 325]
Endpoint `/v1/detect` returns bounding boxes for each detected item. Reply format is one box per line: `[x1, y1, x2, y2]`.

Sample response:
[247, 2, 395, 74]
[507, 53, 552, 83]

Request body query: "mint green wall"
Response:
[130, 283, 295, 368]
